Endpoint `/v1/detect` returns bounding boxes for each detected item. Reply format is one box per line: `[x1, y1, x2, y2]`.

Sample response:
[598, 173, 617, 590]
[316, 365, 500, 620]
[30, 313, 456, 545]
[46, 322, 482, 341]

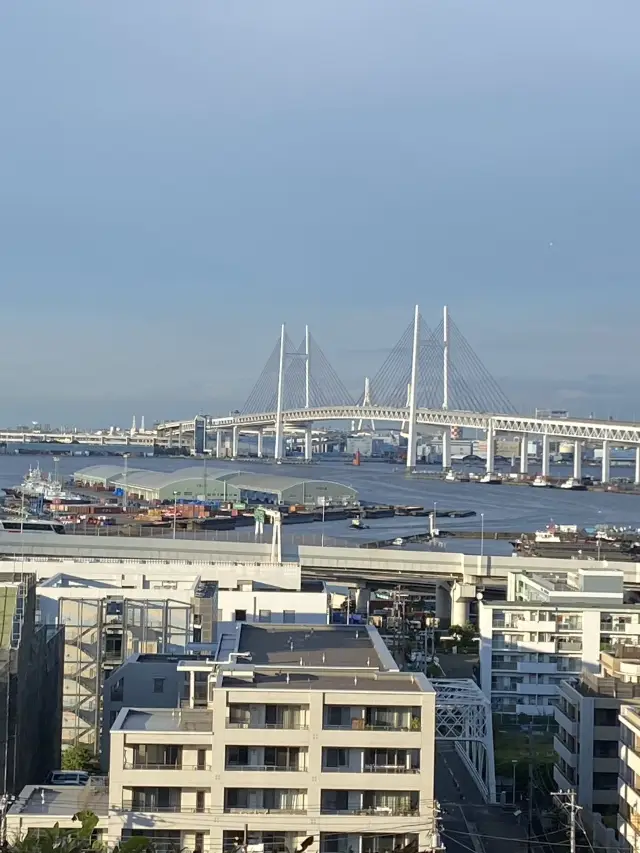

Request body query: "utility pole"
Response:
[553, 789, 581, 853]
[527, 722, 534, 853]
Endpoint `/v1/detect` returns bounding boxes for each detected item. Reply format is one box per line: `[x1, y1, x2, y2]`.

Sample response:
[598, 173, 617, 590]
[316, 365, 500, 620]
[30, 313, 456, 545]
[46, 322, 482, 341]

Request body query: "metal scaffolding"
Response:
[432, 678, 496, 803]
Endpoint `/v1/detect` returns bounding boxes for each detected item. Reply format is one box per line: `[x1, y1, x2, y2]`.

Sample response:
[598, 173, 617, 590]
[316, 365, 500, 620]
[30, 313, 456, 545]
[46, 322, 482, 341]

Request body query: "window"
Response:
[259, 609, 272, 623]
[195, 833, 205, 853]
[227, 746, 249, 766]
[153, 678, 165, 694]
[283, 610, 296, 624]
[110, 678, 124, 703]
[234, 609, 247, 622]
[196, 791, 206, 813]
[324, 748, 348, 769]
[197, 749, 207, 770]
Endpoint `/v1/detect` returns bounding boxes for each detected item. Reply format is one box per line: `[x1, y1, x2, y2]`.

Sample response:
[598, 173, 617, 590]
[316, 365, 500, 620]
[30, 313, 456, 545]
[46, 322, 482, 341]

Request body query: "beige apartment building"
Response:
[8, 624, 437, 853]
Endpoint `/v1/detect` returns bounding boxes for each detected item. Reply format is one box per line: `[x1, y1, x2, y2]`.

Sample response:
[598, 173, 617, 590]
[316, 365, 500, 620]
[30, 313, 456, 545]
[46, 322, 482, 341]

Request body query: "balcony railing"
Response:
[224, 807, 307, 815]
[124, 761, 212, 771]
[227, 721, 309, 730]
[225, 764, 306, 772]
[121, 802, 211, 813]
[363, 765, 419, 774]
[323, 723, 418, 732]
[321, 807, 419, 816]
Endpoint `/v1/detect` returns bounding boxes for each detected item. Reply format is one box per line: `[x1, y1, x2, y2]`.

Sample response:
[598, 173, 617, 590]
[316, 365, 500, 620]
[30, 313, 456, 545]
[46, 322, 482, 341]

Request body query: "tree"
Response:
[61, 745, 99, 773]
[8, 811, 153, 853]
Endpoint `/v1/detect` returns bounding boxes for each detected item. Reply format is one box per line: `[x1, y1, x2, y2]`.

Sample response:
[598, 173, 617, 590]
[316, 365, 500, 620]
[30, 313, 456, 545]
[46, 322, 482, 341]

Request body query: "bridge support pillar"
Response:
[442, 428, 451, 470]
[451, 582, 471, 627]
[355, 587, 370, 616]
[304, 428, 313, 462]
[215, 430, 222, 459]
[573, 441, 582, 481]
[520, 434, 528, 475]
[178, 425, 183, 448]
[232, 426, 239, 458]
[257, 431, 263, 458]
[635, 447, 640, 486]
[601, 440, 610, 483]
[435, 583, 451, 624]
[485, 422, 494, 473]
[406, 305, 420, 470]
[541, 434, 550, 477]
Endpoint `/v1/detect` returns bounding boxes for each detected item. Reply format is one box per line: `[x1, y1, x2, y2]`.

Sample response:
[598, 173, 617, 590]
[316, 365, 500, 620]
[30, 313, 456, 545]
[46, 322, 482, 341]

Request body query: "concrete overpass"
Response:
[2, 532, 639, 623]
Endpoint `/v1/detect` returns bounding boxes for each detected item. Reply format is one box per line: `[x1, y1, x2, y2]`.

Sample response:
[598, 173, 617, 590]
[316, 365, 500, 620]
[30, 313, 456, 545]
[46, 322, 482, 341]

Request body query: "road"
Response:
[436, 743, 529, 853]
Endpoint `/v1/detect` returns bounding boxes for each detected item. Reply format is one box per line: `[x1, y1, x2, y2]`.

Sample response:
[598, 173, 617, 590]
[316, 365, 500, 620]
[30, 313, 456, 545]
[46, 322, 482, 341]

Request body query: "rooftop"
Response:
[8, 779, 109, 818]
[237, 624, 395, 670]
[221, 671, 425, 692]
[118, 708, 213, 732]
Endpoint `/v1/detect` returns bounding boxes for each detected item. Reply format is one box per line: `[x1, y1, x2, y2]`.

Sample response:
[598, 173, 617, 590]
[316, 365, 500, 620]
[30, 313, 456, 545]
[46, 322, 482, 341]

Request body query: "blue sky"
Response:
[1, 1, 639, 426]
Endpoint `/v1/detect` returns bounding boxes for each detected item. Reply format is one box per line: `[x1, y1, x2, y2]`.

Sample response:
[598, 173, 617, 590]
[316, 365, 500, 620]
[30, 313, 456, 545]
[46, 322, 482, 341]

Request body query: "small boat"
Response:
[350, 517, 369, 530]
[560, 477, 587, 491]
[531, 475, 553, 488]
[392, 537, 405, 546]
[444, 471, 458, 482]
[479, 472, 501, 484]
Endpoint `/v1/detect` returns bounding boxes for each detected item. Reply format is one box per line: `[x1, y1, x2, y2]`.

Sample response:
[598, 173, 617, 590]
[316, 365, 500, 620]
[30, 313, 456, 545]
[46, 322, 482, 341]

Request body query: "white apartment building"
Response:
[479, 567, 640, 715]
[620, 704, 640, 853]
[554, 650, 640, 821]
[26, 559, 329, 751]
[8, 624, 437, 853]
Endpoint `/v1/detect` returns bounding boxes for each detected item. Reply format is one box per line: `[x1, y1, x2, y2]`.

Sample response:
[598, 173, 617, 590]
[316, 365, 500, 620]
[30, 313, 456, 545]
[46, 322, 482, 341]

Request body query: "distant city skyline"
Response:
[1, 1, 639, 426]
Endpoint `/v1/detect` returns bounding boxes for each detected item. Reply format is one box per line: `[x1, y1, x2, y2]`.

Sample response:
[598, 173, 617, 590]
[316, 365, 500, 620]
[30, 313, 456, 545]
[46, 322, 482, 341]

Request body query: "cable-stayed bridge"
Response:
[157, 305, 640, 482]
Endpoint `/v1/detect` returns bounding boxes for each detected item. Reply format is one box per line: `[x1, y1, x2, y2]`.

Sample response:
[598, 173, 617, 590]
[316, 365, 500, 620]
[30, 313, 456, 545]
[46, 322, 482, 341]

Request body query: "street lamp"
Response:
[122, 453, 130, 512]
[480, 512, 485, 559]
[512, 759, 518, 805]
[172, 490, 179, 539]
[319, 497, 327, 547]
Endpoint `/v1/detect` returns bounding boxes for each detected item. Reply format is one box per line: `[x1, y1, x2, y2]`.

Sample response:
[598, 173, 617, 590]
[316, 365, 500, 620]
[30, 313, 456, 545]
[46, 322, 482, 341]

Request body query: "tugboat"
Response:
[479, 472, 501, 484]
[444, 470, 459, 482]
[531, 475, 553, 488]
[560, 477, 587, 491]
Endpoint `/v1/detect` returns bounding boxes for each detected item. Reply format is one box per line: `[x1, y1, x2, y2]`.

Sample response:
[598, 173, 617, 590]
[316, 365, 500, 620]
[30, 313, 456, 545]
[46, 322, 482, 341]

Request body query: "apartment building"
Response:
[0, 573, 64, 794]
[34, 562, 329, 751]
[479, 567, 640, 715]
[619, 705, 640, 853]
[554, 649, 640, 821]
[8, 624, 437, 853]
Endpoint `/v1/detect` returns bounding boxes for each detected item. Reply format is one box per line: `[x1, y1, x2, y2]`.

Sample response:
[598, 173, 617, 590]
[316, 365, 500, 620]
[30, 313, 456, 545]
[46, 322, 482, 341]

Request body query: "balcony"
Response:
[321, 791, 419, 817]
[324, 707, 421, 733]
[225, 764, 306, 772]
[556, 640, 582, 653]
[321, 807, 419, 816]
[363, 765, 419, 774]
[227, 721, 309, 730]
[123, 761, 211, 771]
[224, 789, 307, 815]
[516, 662, 558, 674]
[224, 806, 308, 815]
[122, 801, 211, 814]
[227, 705, 309, 731]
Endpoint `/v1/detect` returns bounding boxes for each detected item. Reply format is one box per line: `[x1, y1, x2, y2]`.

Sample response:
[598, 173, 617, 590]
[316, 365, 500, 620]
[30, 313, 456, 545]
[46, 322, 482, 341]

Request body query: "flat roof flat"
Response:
[237, 624, 394, 670]
[119, 708, 213, 732]
[222, 671, 424, 692]
[9, 783, 109, 817]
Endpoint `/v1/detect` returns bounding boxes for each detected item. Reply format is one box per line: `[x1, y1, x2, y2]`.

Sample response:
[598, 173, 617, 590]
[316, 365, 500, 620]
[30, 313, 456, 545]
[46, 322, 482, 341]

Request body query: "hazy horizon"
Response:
[1, 1, 639, 427]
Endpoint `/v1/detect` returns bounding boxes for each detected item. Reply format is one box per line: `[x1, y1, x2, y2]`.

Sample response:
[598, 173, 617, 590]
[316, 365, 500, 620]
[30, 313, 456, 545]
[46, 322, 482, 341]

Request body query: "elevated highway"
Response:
[2, 533, 640, 622]
[157, 405, 640, 484]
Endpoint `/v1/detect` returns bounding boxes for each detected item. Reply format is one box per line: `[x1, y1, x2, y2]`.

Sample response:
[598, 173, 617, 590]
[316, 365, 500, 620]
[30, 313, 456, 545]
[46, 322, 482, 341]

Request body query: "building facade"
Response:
[8, 625, 437, 853]
[479, 568, 640, 715]
[35, 563, 329, 752]
[554, 649, 640, 820]
[0, 573, 64, 794]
